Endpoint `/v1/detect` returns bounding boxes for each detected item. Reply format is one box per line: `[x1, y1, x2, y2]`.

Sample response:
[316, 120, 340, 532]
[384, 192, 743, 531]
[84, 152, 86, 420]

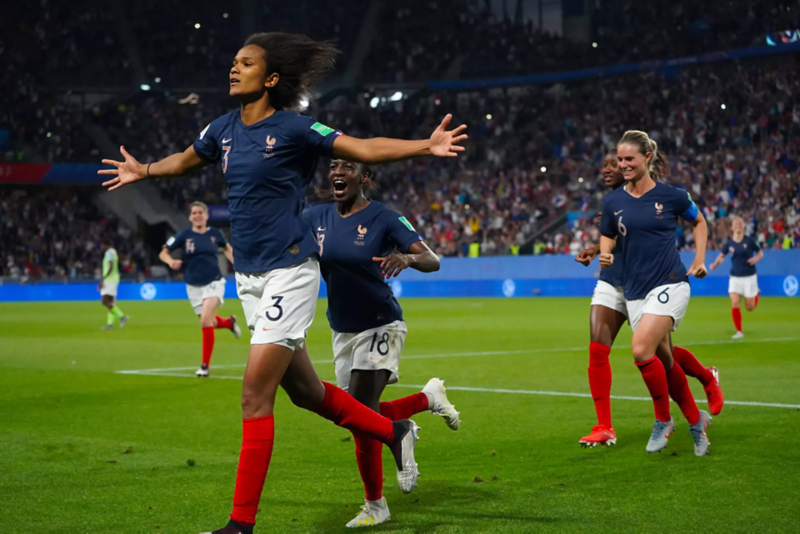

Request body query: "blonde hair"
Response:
[618, 130, 669, 179]
[189, 201, 209, 213]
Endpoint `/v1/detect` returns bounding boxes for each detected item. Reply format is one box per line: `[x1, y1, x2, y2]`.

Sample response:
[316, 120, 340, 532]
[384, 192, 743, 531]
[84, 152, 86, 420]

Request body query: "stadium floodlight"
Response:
[540, 166, 547, 172]
[370, 97, 380, 108]
[721, 103, 727, 110]
[140, 84, 151, 91]
[194, 23, 201, 29]
[592, 42, 598, 48]
[486, 114, 492, 119]
[389, 91, 403, 102]
[579, 177, 584, 183]
[223, 13, 229, 18]
[155, 77, 161, 83]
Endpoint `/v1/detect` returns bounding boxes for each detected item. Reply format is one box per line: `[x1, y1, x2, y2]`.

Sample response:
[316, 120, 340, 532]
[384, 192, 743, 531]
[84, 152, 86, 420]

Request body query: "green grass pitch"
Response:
[1, 297, 799, 533]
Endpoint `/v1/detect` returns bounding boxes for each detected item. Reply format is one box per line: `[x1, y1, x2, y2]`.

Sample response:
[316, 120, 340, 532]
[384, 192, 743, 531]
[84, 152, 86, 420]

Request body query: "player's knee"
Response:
[630, 340, 652, 363]
[200, 316, 216, 328]
[745, 302, 755, 312]
[240, 387, 272, 417]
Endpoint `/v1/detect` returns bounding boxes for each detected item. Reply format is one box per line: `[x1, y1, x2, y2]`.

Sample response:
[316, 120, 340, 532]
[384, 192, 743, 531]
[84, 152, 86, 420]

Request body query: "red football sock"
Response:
[379, 393, 429, 421]
[732, 307, 742, 332]
[353, 433, 383, 501]
[666, 362, 701, 425]
[672, 346, 713, 387]
[635, 356, 671, 422]
[202, 327, 215, 366]
[314, 382, 395, 443]
[754, 294, 759, 308]
[588, 342, 613, 428]
[215, 315, 233, 329]
[230, 415, 274, 526]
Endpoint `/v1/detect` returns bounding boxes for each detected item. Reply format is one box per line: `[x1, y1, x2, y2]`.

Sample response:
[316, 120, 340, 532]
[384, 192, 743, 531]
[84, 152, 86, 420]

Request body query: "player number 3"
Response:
[265, 295, 284, 321]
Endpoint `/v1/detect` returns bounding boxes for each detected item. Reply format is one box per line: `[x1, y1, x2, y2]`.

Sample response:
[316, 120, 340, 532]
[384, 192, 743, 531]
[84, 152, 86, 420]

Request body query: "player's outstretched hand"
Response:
[687, 261, 708, 279]
[598, 253, 614, 268]
[429, 114, 468, 158]
[169, 259, 183, 270]
[575, 245, 600, 266]
[373, 254, 410, 279]
[99, 146, 147, 191]
[709, 261, 719, 270]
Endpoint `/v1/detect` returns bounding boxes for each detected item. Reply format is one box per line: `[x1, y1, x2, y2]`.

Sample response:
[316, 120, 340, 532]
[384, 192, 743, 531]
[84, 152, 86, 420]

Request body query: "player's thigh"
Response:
[729, 292, 741, 308]
[199, 297, 221, 326]
[590, 305, 627, 347]
[653, 331, 675, 369]
[349, 321, 407, 385]
[744, 296, 757, 311]
[631, 314, 675, 363]
[280, 344, 326, 410]
[348, 370, 391, 412]
[241, 343, 295, 417]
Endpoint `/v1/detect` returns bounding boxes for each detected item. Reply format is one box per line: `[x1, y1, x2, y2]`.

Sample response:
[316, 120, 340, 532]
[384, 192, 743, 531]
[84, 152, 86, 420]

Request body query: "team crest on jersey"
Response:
[264, 135, 277, 158]
[355, 225, 368, 245]
[729, 247, 735, 254]
[654, 202, 664, 218]
[743, 243, 748, 249]
[210, 236, 216, 243]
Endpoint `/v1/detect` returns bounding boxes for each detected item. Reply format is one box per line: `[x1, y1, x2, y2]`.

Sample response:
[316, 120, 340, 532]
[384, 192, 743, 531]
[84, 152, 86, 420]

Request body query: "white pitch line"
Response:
[115, 336, 800, 375]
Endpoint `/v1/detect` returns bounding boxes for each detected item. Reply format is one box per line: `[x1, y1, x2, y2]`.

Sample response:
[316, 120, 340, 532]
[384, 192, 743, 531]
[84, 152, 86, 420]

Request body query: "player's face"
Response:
[328, 159, 363, 202]
[230, 45, 278, 98]
[189, 206, 208, 227]
[617, 143, 649, 182]
[602, 153, 624, 188]
[732, 218, 744, 234]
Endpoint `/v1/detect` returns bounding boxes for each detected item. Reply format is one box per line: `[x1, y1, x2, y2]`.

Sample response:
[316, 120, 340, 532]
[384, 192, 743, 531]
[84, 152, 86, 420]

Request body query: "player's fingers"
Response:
[120, 145, 133, 160]
[101, 159, 123, 167]
[102, 177, 120, 187]
[452, 134, 469, 143]
[450, 145, 466, 152]
[372, 257, 385, 263]
[450, 124, 468, 136]
[98, 169, 120, 176]
[438, 114, 453, 130]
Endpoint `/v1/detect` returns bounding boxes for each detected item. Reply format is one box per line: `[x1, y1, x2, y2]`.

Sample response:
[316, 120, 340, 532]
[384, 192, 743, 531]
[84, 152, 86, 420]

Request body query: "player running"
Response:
[99, 32, 467, 534]
[159, 201, 242, 377]
[576, 152, 724, 447]
[305, 159, 460, 528]
[98, 239, 129, 330]
[599, 130, 713, 456]
[710, 217, 763, 339]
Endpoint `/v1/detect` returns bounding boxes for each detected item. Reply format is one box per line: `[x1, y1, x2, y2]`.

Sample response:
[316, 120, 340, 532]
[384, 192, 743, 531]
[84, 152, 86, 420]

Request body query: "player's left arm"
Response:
[375, 241, 440, 279]
[332, 114, 467, 164]
[678, 192, 708, 279]
[575, 244, 601, 266]
[98, 252, 113, 290]
[223, 244, 234, 265]
[747, 241, 764, 266]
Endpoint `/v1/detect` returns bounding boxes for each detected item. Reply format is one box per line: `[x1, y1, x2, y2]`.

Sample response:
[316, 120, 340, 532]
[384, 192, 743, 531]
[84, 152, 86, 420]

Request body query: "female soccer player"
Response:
[305, 159, 460, 528]
[710, 217, 763, 338]
[99, 32, 467, 534]
[576, 152, 723, 447]
[599, 130, 713, 457]
[98, 239, 129, 330]
[159, 201, 241, 377]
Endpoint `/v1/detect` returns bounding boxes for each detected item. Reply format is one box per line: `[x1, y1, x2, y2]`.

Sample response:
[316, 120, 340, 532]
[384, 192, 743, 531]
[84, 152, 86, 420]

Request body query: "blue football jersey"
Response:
[193, 110, 341, 273]
[722, 236, 760, 277]
[303, 202, 422, 333]
[601, 182, 699, 300]
[166, 227, 227, 286]
[598, 186, 625, 288]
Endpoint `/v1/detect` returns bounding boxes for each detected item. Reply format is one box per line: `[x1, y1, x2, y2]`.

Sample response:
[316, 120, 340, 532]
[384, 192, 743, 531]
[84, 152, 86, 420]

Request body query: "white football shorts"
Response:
[186, 278, 226, 315]
[728, 274, 759, 298]
[100, 281, 118, 298]
[590, 280, 628, 316]
[626, 282, 691, 332]
[332, 320, 407, 392]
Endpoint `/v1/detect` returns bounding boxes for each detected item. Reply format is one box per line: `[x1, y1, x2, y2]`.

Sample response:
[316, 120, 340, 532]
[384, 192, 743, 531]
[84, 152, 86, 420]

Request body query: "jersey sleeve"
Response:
[720, 239, 731, 256]
[675, 189, 699, 222]
[165, 230, 186, 252]
[748, 236, 761, 253]
[193, 119, 222, 163]
[214, 228, 228, 248]
[600, 197, 618, 239]
[291, 115, 342, 158]
[384, 211, 422, 253]
[302, 205, 320, 228]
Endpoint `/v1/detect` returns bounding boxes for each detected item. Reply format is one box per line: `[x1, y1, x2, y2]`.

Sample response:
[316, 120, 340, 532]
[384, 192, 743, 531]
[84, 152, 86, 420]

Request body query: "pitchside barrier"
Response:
[1, 250, 797, 302]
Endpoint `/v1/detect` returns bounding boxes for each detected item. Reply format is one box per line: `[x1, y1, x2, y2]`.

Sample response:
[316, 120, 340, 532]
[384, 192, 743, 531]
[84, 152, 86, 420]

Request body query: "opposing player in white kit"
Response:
[159, 201, 241, 377]
[600, 130, 714, 456]
[710, 217, 763, 338]
[99, 32, 467, 534]
[305, 159, 460, 528]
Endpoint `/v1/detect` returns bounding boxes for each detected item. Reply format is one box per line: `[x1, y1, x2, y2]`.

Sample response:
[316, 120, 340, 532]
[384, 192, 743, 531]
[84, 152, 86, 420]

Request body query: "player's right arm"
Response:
[100, 145, 208, 191]
[598, 198, 617, 268]
[709, 242, 728, 271]
[160, 233, 184, 270]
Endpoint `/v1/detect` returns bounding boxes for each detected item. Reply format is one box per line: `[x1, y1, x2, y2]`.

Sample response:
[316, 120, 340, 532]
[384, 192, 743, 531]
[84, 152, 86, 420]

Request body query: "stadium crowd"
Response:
[0, 187, 151, 280]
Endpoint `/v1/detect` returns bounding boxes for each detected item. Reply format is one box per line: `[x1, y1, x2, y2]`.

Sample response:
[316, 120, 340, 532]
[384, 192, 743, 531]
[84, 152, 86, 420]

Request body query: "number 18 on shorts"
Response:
[332, 321, 407, 392]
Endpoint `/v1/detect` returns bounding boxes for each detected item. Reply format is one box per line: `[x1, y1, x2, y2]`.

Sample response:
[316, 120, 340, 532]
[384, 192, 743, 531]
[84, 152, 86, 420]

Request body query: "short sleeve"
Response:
[103, 249, 116, 262]
[383, 211, 422, 253]
[749, 237, 761, 252]
[215, 228, 228, 248]
[600, 198, 617, 239]
[193, 121, 221, 163]
[302, 205, 320, 228]
[290, 114, 342, 158]
[165, 231, 185, 252]
[720, 239, 731, 255]
[675, 189, 698, 222]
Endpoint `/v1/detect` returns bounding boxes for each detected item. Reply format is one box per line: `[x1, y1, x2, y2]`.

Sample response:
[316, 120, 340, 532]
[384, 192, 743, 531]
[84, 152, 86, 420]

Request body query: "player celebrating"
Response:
[576, 152, 723, 447]
[99, 32, 467, 534]
[98, 239, 129, 330]
[305, 159, 460, 528]
[159, 201, 242, 377]
[599, 131, 713, 456]
[710, 217, 763, 338]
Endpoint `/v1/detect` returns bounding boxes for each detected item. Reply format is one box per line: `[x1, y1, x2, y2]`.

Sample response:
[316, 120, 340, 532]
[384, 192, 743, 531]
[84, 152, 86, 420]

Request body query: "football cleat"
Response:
[689, 410, 712, 457]
[346, 497, 391, 528]
[646, 418, 675, 453]
[196, 364, 209, 378]
[731, 331, 744, 339]
[120, 315, 129, 328]
[703, 366, 724, 416]
[200, 519, 253, 534]
[100, 325, 114, 331]
[229, 315, 242, 339]
[422, 378, 460, 430]
[389, 420, 420, 494]
[579, 425, 617, 447]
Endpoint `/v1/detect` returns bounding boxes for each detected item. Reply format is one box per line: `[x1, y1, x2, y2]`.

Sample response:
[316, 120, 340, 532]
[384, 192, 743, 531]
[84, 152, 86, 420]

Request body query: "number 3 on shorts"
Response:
[369, 332, 390, 356]
[265, 295, 284, 321]
[658, 287, 670, 304]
